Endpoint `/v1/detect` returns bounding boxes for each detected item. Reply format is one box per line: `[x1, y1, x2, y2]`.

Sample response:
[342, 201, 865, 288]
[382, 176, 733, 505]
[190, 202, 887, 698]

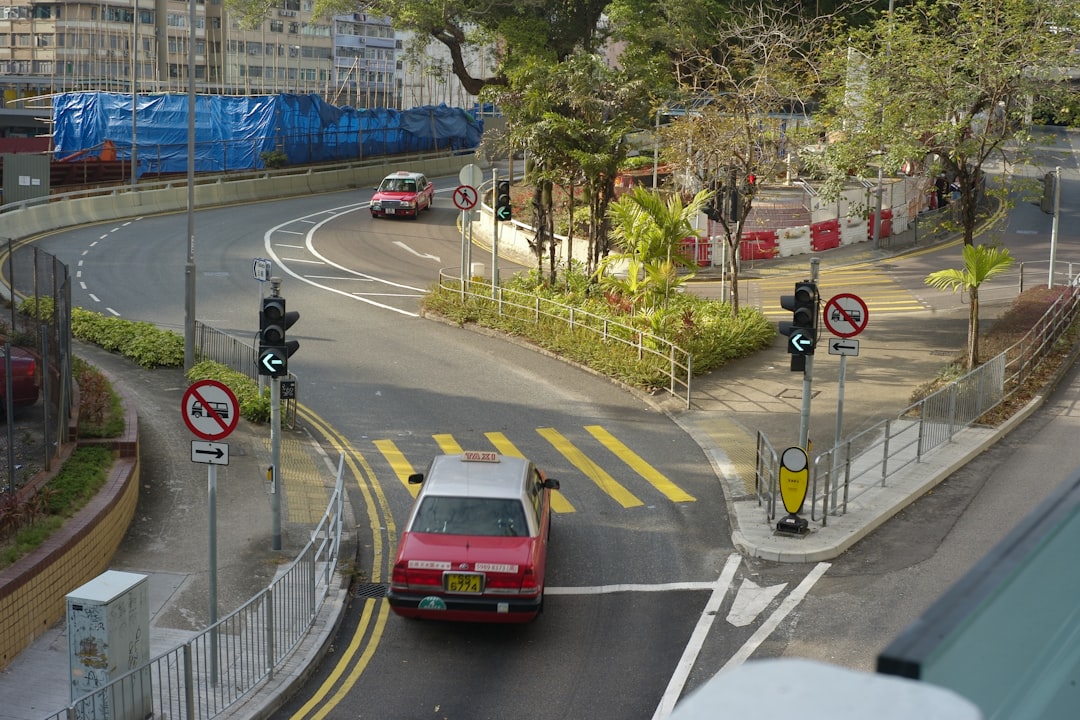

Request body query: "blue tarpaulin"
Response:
[51, 92, 482, 177]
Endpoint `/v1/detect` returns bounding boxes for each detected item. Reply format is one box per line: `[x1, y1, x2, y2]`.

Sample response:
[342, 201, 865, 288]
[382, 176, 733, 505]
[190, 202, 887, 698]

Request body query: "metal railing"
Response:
[437, 271, 693, 408]
[43, 453, 345, 720]
[761, 282, 1080, 526]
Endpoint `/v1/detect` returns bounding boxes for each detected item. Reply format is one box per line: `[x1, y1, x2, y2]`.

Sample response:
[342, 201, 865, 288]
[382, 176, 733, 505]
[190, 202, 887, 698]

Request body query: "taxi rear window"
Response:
[411, 496, 528, 537]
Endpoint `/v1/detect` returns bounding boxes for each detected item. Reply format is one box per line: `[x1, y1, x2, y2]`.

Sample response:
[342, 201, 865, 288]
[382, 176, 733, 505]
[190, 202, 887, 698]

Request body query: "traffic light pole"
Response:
[491, 167, 498, 289]
[271, 375, 281, 551]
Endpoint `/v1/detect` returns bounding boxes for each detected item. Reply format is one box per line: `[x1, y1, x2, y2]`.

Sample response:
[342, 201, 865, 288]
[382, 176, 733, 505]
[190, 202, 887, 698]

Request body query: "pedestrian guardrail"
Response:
[40, 454, 345, 720]
[760, 282, 1080, 527]
[436, 271, 693, 408]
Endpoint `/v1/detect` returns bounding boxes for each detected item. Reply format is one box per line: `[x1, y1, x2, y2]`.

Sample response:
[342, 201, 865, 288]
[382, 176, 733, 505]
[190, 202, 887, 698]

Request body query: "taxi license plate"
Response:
[386, 208, 396, 214]
[445, 573, 483, 593]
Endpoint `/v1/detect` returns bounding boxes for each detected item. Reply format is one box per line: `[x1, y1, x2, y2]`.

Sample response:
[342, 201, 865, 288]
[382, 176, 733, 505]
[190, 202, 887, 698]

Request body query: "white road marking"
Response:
[393, 240, 440, 262]
[719, 561, 831, 672]
[546, 581, 719, 595]
[727, 578, 786, 627]
[263, 202, 427, 318]
[652, 554, 742, 720]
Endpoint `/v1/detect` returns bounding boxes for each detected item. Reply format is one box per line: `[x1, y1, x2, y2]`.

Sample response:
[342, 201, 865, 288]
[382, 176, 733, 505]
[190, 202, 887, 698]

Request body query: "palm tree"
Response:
[597, 186, 709, 313]
[924, 244, 1015, 370]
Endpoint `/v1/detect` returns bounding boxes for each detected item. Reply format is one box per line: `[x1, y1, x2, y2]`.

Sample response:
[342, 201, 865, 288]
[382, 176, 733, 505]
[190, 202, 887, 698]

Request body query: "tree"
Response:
[812, 0, 1080, 246]
[645, 2, 834, 316]
[597, 185, 709, 314]
[925, 244, 1015, 370]
[489, 53, 656, 281]
[306, 0, 612, 95]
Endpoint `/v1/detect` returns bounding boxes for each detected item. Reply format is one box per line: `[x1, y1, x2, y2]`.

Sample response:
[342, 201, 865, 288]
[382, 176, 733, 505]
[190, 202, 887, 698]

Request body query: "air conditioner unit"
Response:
[279, 10, 295, 17]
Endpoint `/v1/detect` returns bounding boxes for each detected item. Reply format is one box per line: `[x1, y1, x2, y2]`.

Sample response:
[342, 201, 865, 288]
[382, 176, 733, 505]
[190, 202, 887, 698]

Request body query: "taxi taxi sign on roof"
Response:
[462, 451, 500, 462]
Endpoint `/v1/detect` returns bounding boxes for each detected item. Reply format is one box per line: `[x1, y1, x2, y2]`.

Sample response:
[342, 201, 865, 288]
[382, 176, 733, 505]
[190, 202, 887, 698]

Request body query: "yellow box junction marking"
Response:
[372, 439, 420, 497]
[584, 425, 696, 503]
[537, 427, 643, 508]
[486, 431, 576, 514]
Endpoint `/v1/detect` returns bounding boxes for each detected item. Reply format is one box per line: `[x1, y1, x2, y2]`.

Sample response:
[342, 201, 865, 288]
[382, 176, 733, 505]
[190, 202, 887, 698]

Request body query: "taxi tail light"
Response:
[391, 563, 443, 590]
[390, 562, 409, 588]
[486, 568, 537, 594]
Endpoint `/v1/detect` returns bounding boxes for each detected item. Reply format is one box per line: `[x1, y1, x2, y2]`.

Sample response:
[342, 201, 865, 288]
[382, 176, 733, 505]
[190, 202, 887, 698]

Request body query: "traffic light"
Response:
[259, 296, 300, 377]
[779, 281, 819, 364]
[495, 180, 512, 221]
[1042, 171, 1056, 214]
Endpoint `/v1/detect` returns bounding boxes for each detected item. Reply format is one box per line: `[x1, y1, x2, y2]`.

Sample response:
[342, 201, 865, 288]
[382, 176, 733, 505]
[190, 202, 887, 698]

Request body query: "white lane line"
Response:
[263, 203, 426, 317]
[719, 561, 831, 672]
[546, 581, 719, 595]
[652, 553, 742, 720]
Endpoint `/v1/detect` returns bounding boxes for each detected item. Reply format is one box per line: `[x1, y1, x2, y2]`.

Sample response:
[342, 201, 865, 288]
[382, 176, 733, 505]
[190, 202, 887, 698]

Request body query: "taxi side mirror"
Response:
[544, 478, 560, 491]
[408, 472, 425, 485]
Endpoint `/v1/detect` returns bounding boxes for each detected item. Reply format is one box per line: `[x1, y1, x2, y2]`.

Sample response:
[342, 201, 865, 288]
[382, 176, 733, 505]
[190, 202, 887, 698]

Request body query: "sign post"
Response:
[823, 293, 869, 509]
[181, 378, 239, 683]
[458, 164, 483, 295]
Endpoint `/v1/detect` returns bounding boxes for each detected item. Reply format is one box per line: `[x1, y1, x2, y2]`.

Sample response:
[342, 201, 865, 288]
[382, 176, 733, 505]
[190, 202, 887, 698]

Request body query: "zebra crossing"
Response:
[753, 266, 931, 320]
[369, 425, 697, 512]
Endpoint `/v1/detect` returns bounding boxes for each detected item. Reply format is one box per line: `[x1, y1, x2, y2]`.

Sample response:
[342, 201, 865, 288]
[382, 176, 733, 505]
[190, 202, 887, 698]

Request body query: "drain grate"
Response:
[354, 583, 388, 599]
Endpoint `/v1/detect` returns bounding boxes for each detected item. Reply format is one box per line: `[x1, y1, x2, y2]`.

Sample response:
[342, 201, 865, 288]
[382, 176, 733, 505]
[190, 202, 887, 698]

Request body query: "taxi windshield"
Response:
[411, 496, 528, 537]
[381, 178, 415, 192]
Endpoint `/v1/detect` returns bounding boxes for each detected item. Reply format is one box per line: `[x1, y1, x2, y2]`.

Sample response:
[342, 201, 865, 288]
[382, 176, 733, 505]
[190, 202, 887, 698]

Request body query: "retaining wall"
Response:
[0, 372, 139, 670]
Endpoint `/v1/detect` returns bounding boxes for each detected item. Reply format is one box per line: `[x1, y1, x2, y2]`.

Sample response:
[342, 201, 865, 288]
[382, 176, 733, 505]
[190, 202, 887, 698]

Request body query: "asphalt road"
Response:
[29, 132, 1080, 716]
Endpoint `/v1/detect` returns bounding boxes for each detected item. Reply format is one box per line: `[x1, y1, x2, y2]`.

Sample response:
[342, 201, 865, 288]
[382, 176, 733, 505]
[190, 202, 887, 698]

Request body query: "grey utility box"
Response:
[66, 570, 151, 719]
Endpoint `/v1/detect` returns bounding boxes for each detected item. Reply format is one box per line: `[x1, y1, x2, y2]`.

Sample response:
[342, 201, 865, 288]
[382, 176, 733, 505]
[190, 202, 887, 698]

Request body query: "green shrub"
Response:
[260, 150, 289, 169]
[71, 308, 185, 368]
[422, 274, 774, 392]
[44, 446, 113, 514]
[74, 357, 125, 438]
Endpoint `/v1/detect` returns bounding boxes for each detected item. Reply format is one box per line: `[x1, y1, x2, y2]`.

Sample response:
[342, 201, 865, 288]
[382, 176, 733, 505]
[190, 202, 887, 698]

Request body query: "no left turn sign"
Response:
[823, 293, 869, 338]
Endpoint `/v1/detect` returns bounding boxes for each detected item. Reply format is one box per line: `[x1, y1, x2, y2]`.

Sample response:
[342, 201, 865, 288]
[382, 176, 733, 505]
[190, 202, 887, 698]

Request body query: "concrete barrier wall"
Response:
[0, 155, 477, 247]
[468, 175, 926, 272]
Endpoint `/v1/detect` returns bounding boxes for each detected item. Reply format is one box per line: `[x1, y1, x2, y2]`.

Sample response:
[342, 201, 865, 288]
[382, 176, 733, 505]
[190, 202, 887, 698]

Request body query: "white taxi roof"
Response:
[384, 170, 425, 180]
[419, 453, 532, 501]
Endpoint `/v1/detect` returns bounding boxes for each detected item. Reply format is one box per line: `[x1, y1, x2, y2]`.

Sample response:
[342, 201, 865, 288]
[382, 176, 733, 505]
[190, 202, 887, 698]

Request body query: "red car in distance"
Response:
[0, 346, 39, 416]
[369, 171, 434, 219]
[387, 451, 560, 623]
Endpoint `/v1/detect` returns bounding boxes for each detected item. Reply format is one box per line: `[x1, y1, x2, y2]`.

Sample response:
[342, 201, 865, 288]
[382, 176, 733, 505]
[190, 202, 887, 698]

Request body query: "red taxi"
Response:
[369, 170, 434, 218]
[387, 451, 560, 622]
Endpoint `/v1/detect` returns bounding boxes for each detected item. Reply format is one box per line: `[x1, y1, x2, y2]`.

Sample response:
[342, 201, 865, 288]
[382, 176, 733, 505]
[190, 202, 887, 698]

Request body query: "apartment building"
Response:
[0, 0, 408, 109]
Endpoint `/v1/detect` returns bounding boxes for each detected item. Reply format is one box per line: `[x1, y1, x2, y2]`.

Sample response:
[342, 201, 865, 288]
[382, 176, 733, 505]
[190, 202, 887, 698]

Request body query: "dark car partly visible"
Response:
[0, 346, 39, 416]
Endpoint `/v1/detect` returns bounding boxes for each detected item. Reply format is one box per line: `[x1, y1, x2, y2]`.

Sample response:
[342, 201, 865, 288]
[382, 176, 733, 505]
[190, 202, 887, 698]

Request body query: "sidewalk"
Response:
[0, 219, 1030, 717]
